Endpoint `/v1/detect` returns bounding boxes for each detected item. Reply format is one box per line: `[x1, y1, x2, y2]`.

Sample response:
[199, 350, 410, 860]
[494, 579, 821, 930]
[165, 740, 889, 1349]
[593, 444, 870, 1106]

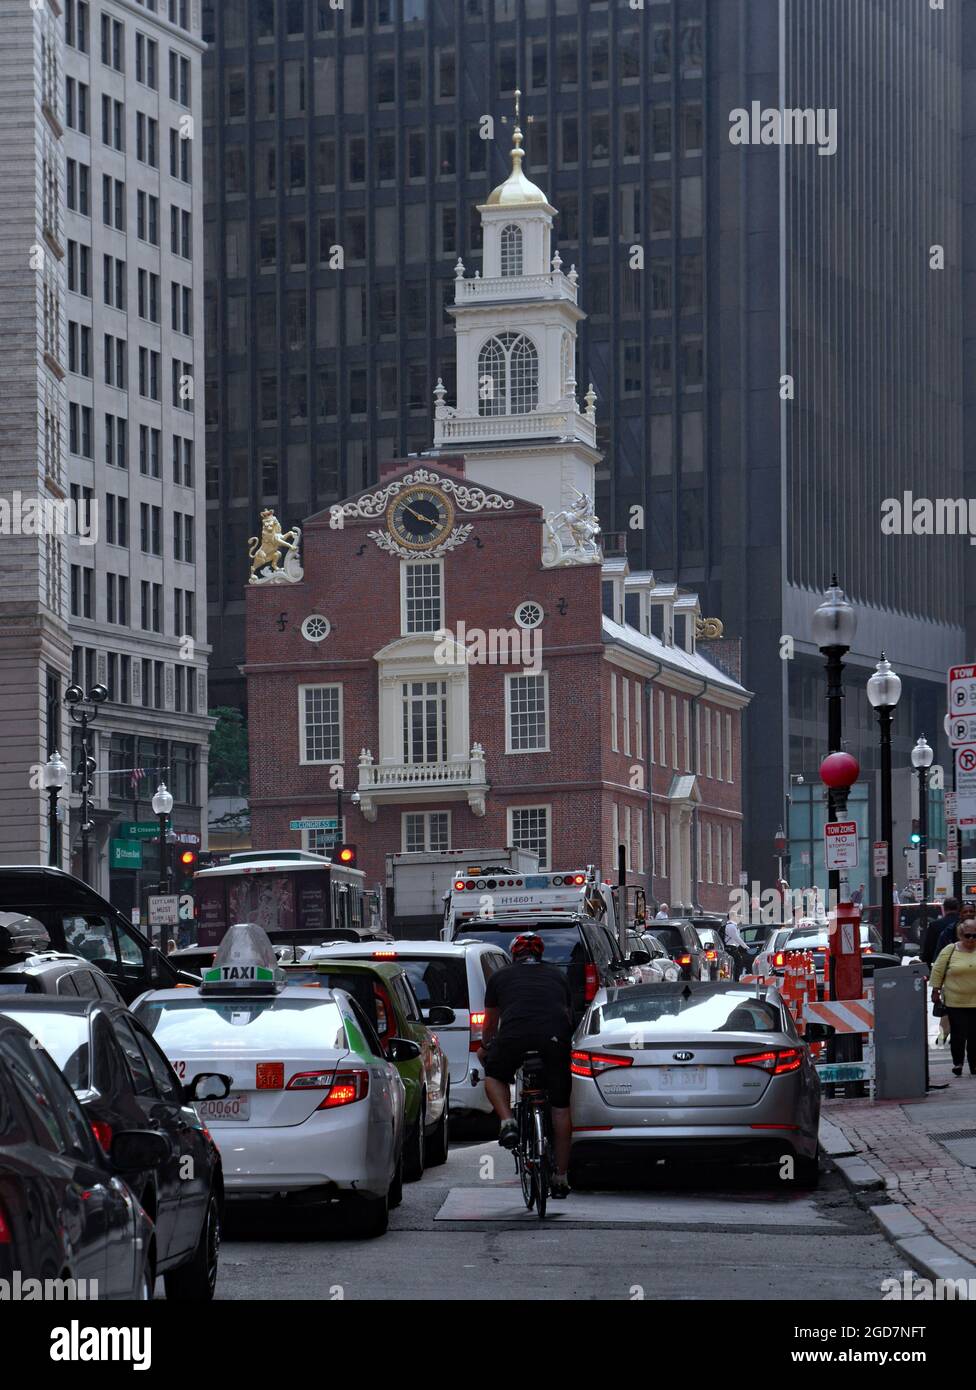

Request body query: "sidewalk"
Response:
[822, 1011, 976, 1270]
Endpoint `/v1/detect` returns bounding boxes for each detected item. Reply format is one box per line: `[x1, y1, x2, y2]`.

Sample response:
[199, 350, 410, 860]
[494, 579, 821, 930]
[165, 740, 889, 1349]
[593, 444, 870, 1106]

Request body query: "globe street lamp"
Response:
[866, 654, 902, 953]
[812, 578, 858, 906]
[41, 751, 68, 868]
[64, 682, 109, 884]
[151, 783, 174, 898]
[911, 735, 934, 948]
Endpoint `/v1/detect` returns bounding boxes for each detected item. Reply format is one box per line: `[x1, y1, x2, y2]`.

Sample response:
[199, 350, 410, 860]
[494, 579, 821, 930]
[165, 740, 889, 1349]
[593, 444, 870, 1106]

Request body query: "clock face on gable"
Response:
[386, 484, 455, 551]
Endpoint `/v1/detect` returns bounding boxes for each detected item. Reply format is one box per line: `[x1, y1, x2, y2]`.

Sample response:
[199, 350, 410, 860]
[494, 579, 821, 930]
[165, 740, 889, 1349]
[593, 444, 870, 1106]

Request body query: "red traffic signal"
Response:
[179, 850, 198, 870]
[336, 844, 357, 867]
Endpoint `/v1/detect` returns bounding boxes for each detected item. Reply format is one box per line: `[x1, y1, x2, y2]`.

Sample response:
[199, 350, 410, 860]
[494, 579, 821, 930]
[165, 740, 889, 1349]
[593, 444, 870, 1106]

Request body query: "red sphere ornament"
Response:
[819, 751, 860, 789]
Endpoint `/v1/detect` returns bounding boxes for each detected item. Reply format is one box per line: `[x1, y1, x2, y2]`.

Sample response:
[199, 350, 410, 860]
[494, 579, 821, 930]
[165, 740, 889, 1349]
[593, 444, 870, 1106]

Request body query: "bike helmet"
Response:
[510, 932, 545, 960]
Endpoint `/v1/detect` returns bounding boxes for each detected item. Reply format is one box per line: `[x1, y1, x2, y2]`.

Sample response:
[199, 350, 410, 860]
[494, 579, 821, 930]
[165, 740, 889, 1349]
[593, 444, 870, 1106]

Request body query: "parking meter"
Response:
[829, 901, 864, 1000]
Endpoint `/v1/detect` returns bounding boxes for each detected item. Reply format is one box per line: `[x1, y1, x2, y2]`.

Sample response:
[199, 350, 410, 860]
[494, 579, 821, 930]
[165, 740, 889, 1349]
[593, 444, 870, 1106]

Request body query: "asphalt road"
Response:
[210, 1133, 910, 1301]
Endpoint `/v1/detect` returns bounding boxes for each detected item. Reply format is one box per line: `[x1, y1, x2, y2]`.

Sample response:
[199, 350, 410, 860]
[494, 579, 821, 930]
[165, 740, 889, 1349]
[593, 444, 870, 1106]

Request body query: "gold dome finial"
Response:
[485, 87, 549, 208]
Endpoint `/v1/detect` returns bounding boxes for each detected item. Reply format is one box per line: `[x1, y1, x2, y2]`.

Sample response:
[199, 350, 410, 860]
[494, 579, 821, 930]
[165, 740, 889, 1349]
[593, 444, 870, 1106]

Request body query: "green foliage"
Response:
[209, 706, 249, 792]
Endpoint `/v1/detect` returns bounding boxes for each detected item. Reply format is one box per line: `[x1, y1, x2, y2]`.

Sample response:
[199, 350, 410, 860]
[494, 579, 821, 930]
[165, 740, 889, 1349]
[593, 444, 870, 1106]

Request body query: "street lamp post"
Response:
[152, 783, 174, 898]
[911, 735, 934, 953]
[65, 683, 109, 885]
[866, 654, 903, 954]
[41, 752, 68, 868]
[812, 578, 858, 906]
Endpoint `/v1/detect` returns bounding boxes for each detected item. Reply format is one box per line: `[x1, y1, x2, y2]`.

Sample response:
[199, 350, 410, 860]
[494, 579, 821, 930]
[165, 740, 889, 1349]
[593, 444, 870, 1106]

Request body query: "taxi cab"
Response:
[133, 924, 408, 1238]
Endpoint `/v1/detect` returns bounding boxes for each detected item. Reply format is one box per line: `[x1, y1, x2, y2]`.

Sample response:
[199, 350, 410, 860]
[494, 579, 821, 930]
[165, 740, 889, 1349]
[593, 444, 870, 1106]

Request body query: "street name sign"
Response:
[824, 821, 859, 870]
[289, 818, 338, 832]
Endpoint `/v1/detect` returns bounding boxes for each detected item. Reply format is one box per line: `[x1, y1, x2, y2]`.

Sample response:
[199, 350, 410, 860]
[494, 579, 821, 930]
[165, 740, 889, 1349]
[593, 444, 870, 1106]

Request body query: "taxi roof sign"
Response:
[201, 922, 284, 995]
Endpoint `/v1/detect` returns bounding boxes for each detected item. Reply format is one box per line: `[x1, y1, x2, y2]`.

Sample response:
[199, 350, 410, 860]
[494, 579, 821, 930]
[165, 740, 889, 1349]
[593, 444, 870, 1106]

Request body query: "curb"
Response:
[827, 1148, 976, 1292]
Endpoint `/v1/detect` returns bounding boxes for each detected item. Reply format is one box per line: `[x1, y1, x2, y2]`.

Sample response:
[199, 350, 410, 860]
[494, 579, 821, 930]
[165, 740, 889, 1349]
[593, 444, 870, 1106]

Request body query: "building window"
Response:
[477, 333, 539, 417]
[509, 806, 550, 871]
[506, 673, 548, 753]
[401, 681, 447, 765]
[299, 684, 342, 764]
[500, 223, 523, 277]
[610, 672, 618, 751]
[403, 811, 450, 853]
[402, 561, 442, 635]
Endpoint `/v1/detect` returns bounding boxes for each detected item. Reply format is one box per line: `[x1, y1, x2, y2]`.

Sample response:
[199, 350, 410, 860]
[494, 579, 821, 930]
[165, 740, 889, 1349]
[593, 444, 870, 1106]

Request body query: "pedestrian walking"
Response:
[723, 915, 749, 980]
[930, 915, 976, 1077]
[851, 883, 865, 907]
[935, 901, 968, 958]
[655, 903, 670, 920]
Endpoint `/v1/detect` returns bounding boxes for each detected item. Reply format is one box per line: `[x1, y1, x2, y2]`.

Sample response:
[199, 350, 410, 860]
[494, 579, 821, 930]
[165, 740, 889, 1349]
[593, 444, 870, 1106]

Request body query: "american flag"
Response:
[130, 767, 146, 792]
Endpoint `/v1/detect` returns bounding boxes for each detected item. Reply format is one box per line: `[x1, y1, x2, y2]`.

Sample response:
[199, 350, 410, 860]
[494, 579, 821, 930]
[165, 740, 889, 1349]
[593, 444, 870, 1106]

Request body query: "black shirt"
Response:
[484, 961, 574, 1040]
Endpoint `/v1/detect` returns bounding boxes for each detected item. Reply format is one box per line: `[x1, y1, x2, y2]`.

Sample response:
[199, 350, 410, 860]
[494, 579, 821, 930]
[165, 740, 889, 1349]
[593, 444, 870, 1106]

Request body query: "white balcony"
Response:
[357, 745, 488, 820]
[433, 404, 596, 450]
[454, 270, 578, 307]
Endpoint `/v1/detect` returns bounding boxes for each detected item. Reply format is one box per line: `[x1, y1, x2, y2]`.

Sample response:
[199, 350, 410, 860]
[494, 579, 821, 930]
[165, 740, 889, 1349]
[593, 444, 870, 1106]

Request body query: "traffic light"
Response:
[179, 849, 198, 871]
[336, 844, 357, 867]
[909, 820, 921, 846]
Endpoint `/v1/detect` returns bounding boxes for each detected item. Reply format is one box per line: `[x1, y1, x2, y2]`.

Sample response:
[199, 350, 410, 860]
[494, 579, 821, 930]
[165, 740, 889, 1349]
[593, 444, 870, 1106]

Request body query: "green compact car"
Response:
[281, 959, 451, 1179]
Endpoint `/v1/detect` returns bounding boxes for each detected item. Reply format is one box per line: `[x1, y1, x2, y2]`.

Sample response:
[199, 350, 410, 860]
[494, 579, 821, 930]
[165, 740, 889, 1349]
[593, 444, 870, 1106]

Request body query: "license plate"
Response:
[658, 1066, 706, 1090]
[197, 1094, 250, 1122]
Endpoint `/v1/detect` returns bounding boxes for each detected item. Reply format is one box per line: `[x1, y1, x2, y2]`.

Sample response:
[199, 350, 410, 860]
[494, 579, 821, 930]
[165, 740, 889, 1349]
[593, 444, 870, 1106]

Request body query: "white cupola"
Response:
[430, 92, 602, 531]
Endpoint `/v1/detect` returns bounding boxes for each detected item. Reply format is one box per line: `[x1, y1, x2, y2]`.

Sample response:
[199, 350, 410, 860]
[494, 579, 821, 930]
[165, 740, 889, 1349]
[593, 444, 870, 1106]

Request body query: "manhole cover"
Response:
[929, 1129, 976, 1141]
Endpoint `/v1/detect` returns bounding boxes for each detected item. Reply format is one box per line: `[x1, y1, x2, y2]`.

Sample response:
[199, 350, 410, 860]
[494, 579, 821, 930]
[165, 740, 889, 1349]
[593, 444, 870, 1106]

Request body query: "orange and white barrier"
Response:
[805, 997, 874, 1034]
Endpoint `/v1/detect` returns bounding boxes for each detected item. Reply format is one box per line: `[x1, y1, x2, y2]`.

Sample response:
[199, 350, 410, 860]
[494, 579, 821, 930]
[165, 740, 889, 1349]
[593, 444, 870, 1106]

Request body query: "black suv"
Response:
[451, 913, 638, 1018]
[0, 948, 124, 1002]
[643, 919, 710, 980]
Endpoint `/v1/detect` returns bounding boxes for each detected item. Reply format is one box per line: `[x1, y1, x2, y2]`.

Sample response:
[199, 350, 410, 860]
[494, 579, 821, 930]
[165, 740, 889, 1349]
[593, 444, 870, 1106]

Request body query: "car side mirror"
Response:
[387, 1037, 421, 1064]
[184, 1072, 232, 1104]
[804, 1023, 835, 1042]
[424, 1005, 455, 1026]
[110, 1129, 170, 1174]
[629, 950, 651, 965]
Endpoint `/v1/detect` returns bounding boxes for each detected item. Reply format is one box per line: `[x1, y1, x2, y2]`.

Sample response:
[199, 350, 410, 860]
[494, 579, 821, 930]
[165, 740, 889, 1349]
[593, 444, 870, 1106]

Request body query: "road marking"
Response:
[434, 1185, 843, 1226]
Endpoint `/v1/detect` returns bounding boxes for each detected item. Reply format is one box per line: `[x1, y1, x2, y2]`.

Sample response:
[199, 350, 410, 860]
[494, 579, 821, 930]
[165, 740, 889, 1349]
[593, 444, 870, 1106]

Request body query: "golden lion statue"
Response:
[247, 509, 302, 582]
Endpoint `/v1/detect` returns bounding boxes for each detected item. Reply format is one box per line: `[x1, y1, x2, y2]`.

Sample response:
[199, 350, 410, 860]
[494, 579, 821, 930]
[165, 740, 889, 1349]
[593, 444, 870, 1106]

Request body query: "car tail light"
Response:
[0, 1202, 10, 1244]
[572, 874, 586, 885]
[469, 1010, 486, 1053]
[465, 880, 476, 890]
[90, 1120, 113, 1154]
[677, 954, 692, 966]
[584, 963, 599, 1002]
[373, 983, 396, 1039]
[454, 880, 465, 891]
[287, 1070, 335, 1089]
[734, 1048, 804, 1075]
[773, 951, 785, 967]
[571, 1050, 635, 1078]
[318, 1069, 370, 1109]
[704, 949, 718, 961]
[373, 950, 397, 959]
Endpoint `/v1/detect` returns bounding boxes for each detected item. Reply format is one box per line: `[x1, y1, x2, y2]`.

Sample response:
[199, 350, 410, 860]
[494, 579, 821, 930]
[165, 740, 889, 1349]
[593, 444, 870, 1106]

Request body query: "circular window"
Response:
[514, 601, 544, 630]
[301, 614, 331, 643]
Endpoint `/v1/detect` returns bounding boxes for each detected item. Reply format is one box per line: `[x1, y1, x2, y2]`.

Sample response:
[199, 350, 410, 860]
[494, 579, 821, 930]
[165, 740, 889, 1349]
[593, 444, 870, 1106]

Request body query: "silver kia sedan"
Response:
[569, 982, 828, 1189]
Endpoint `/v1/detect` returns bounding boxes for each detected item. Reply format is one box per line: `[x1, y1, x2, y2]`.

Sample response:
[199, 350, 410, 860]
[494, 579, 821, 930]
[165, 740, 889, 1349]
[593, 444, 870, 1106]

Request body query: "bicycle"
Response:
[512, 1051, 553, 1219]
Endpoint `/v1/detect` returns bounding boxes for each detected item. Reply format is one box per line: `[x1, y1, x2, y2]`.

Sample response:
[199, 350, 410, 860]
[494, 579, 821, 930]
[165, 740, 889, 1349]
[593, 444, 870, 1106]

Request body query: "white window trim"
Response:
[696, 819, 702, 885]
[670, 693, 678, 769]
[704, 707, 713, 778]
[637, 813, 644, 874]
[623, 678, 631, 756]
[635, 682, 643, 761]
[657, 690, 665, 763]
[716, 709, 723, 782]
[725, 712, 733, 782]
[297, 682, 343, 765]
[624, 804, 632, 869]
[399, 557, 444, 636]
[726, 824, 733, 884]
[706, 822, 713, 884]
[505, 669, 550, 754]
[507, 804, 551, 870]
[683, 701, 691, 772]
[612, 802, 619, 860]
[658, 810, 667, 879]
[610, 672, 618, 752]
[401, 809, 452, 853]
[695, 703, 701, 775]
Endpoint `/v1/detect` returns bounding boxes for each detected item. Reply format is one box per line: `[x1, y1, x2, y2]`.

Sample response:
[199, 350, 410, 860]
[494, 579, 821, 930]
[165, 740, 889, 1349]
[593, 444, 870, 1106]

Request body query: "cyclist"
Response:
[480, 932, 574, 1198]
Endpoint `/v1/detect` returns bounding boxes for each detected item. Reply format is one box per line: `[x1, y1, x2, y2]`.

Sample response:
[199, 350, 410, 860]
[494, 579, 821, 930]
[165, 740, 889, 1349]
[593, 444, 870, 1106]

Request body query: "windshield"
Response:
[395, 958, 469, 1009]
[591, 988, 783, 1035]
[645, 926, 687, 956]
[1, 1009, 90, 1088]
[135, 996, 347, 1051]
[454, 926, 582, 965]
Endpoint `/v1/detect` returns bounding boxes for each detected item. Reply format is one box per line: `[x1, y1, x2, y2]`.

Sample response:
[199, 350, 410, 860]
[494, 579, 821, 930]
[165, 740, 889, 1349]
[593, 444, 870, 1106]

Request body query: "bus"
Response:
[192, 850, 382, 952]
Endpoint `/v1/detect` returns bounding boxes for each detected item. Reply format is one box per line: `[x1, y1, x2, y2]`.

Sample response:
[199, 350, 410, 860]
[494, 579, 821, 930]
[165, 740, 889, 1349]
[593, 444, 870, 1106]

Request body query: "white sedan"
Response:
[133, 983, 407, 1238]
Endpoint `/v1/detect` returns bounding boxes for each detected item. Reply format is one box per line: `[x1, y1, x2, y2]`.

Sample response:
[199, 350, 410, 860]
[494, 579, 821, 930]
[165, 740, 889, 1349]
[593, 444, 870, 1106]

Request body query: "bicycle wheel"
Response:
[517, 1105, 535, 1210]
[532, 1107, 549, 1220]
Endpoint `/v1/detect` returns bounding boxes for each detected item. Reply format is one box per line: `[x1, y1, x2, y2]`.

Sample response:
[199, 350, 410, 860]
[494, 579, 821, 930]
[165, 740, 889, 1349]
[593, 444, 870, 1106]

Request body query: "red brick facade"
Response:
[244, 461, 750, 918]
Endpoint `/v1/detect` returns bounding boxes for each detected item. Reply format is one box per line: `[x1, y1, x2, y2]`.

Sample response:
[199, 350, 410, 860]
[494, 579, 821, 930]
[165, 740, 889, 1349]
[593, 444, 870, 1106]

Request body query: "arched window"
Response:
[477, 333, 539, 417]
[500, 223, 523, 277]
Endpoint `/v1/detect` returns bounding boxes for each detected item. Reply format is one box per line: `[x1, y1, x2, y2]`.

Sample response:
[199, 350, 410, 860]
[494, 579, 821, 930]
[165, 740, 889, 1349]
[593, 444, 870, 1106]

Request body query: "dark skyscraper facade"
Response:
[202, 0, 972, 889]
